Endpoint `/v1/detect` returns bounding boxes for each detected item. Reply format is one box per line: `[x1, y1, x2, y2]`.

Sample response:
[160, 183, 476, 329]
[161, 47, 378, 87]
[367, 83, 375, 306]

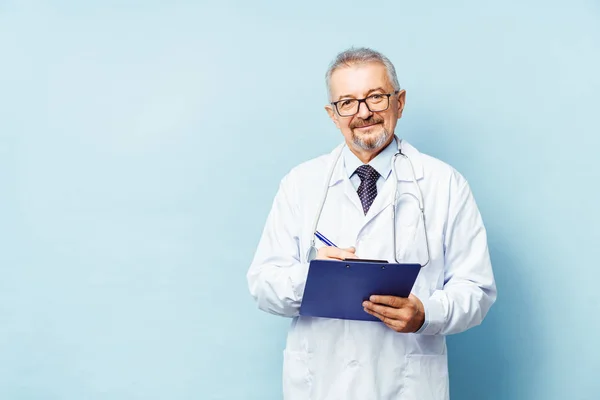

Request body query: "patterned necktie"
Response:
[355, 164, 380, 215]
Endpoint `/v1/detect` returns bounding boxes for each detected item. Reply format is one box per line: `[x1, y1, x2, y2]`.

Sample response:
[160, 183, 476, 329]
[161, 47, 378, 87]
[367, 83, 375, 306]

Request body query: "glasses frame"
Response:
[331, 90, 400, 117]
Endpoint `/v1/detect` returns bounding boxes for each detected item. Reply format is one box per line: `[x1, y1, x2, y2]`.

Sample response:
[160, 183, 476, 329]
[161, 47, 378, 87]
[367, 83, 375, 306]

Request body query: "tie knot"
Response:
[355, 164, 379, 182]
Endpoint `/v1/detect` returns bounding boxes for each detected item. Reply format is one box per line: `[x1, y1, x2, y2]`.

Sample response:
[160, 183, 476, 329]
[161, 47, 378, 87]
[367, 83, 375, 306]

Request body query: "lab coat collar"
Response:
[328, 137, 424, 187]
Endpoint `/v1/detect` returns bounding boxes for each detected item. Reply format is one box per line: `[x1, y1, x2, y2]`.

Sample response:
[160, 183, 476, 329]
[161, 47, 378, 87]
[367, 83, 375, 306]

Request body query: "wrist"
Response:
[412, 296, 425, 332]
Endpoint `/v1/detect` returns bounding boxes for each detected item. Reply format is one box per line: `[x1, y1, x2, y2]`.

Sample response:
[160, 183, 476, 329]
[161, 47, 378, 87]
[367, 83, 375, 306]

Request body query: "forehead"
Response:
[329, 62, 392, 99]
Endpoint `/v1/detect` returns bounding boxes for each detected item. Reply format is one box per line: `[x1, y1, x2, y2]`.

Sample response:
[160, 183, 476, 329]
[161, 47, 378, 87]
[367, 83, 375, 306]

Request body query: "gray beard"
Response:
[352, 127, 392, 151]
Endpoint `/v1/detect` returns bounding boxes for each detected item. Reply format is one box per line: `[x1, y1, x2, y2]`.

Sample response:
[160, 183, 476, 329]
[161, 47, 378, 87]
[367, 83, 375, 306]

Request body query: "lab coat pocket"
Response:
[394, 223, 417, 262]
[393, 193, 424, 263]
[402, 354, 449, 400]
[282, 349, 313, 400]
[395, 214, 429, 266]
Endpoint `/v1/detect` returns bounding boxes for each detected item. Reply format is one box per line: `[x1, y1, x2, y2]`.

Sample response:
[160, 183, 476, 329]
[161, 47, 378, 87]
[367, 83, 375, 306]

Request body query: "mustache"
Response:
[350, 116, 383, 129]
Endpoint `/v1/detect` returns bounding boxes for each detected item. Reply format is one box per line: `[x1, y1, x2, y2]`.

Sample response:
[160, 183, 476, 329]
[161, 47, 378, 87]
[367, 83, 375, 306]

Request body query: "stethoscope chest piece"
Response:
[307, 245, 318, 262]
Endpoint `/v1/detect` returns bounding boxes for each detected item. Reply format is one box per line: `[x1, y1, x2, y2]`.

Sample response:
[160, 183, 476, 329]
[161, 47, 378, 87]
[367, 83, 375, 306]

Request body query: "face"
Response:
[325, 62, 406, 156]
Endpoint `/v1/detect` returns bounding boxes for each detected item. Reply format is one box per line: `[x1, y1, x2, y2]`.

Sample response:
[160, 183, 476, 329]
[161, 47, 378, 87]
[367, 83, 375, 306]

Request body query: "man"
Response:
[247, 47, 496, 400]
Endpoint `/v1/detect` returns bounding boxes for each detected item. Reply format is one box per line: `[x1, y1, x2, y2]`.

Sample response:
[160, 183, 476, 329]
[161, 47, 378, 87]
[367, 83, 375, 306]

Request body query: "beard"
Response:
[349, 116, 391, 151]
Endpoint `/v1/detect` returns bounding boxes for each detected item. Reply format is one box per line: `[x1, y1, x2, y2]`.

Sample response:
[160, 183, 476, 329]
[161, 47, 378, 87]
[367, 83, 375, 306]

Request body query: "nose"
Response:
[356, 100, 373, 119]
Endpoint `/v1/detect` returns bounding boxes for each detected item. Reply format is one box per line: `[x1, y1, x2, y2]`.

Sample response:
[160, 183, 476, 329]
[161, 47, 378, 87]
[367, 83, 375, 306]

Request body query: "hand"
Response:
[317, 246, 358, 260]
[362, 294, 425, 333]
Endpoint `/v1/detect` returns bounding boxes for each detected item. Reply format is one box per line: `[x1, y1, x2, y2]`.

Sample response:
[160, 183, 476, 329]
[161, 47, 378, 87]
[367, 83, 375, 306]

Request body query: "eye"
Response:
[370, 94, 384, 101]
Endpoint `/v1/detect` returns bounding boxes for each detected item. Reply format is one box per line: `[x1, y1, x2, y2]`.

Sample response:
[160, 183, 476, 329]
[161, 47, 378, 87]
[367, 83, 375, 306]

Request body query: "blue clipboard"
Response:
[299, 259, 421, 322]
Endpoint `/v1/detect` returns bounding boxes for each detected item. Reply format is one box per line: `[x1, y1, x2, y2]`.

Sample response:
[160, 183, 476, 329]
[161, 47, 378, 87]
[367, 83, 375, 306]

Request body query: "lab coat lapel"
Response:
[342, 175, 364, 215]
[328, 145, 366, 216]
[317, 154, 364, 247]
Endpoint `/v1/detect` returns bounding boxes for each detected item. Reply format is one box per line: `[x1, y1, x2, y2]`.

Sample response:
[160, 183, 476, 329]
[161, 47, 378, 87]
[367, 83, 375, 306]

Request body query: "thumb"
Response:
[343, 246, 356, 253]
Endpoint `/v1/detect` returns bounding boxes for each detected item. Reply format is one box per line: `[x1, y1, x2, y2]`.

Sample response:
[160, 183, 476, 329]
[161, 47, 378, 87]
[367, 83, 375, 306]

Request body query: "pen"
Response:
[315, 231, 337, 247]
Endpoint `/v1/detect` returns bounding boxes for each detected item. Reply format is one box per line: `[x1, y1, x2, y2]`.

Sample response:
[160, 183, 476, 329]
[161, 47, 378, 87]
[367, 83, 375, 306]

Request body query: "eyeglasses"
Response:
[331, 90, 399, 117]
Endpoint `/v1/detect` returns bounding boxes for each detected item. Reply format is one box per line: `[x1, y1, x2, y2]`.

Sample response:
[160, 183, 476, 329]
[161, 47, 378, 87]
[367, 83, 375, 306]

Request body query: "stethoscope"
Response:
[306, 136, 431, 267]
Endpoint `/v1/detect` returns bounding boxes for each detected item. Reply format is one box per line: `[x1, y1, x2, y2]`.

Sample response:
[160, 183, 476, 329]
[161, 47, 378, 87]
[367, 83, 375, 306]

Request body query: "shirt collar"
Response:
[343, 136, 398, 181]
[328, 137, 424, 187]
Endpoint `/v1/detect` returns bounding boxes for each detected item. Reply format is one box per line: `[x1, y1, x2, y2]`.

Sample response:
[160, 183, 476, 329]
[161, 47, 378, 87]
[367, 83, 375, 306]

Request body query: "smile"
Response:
[355, 123, 380, 130]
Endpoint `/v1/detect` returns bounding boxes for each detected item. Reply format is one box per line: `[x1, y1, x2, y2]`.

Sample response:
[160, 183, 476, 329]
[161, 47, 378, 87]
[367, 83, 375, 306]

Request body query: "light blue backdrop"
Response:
[1, 1, 599, 399]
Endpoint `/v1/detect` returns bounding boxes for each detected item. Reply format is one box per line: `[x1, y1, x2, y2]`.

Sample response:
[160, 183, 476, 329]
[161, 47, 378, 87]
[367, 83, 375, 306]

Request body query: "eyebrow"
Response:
[336, 87, 387, 101]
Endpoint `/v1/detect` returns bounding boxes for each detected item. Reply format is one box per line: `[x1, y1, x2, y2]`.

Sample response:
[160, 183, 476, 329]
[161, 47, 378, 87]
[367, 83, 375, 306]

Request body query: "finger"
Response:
[339, 247, 358, 258]
[363, 307, 406, 331]
[369, 295, 408, 308]
[365, 300, 418, 324]
[362, 302, 402, 320]
[320, 246, 358, 260]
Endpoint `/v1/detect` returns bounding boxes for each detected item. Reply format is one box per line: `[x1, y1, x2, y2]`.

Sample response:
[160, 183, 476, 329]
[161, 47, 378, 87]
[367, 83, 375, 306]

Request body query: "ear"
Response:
[325, 105, 341, 129]
[396, 90, 407, 119]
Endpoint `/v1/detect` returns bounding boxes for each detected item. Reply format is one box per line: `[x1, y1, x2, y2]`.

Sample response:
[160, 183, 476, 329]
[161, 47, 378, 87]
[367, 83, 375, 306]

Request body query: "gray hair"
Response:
[325, 47, 400, 100]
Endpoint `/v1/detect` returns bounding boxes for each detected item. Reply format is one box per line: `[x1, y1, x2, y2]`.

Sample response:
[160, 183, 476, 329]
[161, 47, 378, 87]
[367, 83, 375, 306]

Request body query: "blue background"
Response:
[1, 1, 599, 399]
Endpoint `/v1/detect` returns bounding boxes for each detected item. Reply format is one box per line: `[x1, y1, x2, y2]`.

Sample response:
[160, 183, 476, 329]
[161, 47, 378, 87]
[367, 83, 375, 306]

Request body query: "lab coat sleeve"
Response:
[417, 175, 497, 336]
[246, 173, 308, 318]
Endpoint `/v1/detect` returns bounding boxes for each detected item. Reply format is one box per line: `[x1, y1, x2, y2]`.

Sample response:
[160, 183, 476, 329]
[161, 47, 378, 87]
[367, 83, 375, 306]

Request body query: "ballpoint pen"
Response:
[315, 231, 337, 247]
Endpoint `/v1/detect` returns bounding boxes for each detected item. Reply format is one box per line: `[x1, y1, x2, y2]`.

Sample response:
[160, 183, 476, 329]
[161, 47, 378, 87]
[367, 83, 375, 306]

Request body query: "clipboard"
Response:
[299, 259, 421, 322]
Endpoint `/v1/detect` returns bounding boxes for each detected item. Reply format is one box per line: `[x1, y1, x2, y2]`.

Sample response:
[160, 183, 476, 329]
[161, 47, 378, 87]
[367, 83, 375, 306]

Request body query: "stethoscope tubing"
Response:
[308, 136, 431, 267]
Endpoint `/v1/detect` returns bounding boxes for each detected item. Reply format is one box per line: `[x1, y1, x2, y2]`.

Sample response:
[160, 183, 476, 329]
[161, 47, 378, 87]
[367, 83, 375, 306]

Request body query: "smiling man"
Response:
[247, 47, 496, 400]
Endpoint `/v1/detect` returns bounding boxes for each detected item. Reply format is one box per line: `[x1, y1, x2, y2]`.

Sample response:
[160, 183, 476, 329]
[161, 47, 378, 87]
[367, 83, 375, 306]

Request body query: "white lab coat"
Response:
[247, 140, 496, 400]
